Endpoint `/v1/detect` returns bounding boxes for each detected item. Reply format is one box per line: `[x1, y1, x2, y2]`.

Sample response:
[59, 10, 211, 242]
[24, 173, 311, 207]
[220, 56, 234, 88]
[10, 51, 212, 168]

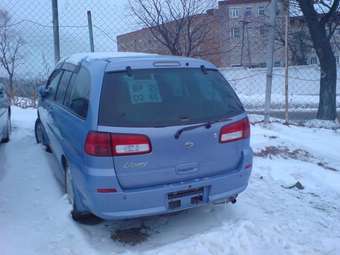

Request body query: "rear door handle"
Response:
[176, 163, 199, 175]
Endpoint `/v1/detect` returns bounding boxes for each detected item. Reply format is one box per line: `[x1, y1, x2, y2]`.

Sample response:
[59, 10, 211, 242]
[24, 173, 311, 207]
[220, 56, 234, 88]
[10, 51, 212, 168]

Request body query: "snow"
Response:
[220, 65, 340, 110]
[248, 114, 340, 129]
[303, 119, 340, 129]
[1, 107, 340, 255]
[59, 52, 156, 65]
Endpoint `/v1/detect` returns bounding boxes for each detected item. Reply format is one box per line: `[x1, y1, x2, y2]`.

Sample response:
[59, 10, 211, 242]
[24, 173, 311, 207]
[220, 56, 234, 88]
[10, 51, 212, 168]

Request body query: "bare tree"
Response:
[275, 19, 314, 65]
[0, 9, 24, 99]
[293, 0, 340, 120]
[128, 0, 216, 57]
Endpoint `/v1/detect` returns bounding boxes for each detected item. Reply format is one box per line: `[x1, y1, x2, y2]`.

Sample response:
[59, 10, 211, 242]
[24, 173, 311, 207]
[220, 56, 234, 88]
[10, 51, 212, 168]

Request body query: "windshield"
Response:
[98, 68, 244, 127]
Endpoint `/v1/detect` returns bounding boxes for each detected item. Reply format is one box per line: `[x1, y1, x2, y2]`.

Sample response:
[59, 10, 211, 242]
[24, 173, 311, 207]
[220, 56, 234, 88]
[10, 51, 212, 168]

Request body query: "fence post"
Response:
[87, 10, 95, 52]
[284, 14, 289, 124]
[51, 0, 61, 63]
[264, 0, 278, 123]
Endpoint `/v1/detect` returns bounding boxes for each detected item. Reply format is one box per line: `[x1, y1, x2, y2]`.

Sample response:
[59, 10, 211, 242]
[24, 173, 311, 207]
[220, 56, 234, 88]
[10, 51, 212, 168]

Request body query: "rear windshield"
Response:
[99, 68, 244, 127]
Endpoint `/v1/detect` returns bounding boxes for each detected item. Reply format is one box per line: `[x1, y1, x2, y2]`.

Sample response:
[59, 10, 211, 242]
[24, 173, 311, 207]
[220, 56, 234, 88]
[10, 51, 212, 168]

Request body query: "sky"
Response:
[0, 0, 136, 78]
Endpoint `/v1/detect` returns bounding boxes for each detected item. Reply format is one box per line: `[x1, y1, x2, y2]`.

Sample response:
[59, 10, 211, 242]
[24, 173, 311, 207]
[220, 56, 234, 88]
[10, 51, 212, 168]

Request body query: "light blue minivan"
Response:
[0, 84, 11, 144]
[35, 53, 253, 222]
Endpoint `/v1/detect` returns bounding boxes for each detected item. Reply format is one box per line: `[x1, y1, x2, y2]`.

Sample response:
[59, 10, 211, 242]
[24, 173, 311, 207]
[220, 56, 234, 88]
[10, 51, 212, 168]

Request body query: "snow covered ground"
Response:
[221, 65, 340, 111]
[1, 107, 340, 255]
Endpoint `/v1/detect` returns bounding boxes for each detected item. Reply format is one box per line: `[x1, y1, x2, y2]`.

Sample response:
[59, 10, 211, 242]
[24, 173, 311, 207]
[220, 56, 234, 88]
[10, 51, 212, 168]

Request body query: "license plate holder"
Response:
[168, 187, 204, 200]
[167, 187, 206, 210]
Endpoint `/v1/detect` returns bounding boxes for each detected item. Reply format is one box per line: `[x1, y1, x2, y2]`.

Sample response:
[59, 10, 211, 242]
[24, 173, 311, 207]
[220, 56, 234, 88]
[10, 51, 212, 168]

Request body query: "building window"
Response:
[310, 56, 318, 65]
[258, 6, 265, 16]
[274, 61, 281, 67]
[259, 26, 266, 36]
[231, 27, 241, 39]
[245, 7, 252, 17]
[230, 8, 240, 18]
[336, 55, 339, 64]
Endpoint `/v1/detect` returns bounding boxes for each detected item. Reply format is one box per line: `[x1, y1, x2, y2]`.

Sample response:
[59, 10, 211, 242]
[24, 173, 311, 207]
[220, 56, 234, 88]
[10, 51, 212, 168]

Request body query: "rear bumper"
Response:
[80, 149, 253, 220]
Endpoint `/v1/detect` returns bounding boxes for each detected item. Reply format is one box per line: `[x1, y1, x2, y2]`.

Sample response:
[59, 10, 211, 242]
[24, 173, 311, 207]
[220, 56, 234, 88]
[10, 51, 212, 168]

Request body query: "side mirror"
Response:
[38, 85, 49, 98]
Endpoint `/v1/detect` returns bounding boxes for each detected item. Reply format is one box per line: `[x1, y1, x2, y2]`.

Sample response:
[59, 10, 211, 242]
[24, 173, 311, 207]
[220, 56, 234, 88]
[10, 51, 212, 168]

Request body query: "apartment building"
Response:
[117, 0, 339, 67]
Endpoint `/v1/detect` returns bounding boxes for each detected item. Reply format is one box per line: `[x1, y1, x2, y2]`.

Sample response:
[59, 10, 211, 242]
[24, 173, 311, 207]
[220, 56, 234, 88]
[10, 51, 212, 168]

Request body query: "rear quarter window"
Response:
[65, 67, 91, 119]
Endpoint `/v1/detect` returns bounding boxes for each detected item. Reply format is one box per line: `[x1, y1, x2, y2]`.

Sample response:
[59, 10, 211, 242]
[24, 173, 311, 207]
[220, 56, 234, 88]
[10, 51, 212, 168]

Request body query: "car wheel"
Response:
[1, 113, 11, 143]
[35, 119, 52, 152]
[35, 119, 44, 144]
[65, 165, 99, 224]
[65, 166, 75, 206]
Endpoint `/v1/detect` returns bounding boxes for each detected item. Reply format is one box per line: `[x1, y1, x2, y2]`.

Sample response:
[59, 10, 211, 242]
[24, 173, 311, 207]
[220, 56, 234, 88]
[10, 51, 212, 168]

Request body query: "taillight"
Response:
[220, 118, 250, 143]
[85, 132, 112, 156]
[111, 134, 151, 156]
[85, 132, 152, 156]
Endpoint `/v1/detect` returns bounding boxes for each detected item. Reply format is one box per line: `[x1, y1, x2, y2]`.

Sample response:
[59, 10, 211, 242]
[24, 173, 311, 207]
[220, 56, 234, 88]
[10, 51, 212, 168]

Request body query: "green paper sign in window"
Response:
[125, 76, 162, 104]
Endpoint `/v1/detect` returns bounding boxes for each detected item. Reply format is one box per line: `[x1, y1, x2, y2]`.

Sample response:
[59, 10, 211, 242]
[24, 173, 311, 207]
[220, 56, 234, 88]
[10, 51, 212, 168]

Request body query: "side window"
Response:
[55, 71, 72, 104]
[258, 6, 265, 16]
[0, 85, 5, 100]
[64, 74, 76, 107]
[68, 67, 91, 118]
[229, 8, 240, 18]
[46, 70, 63, 101]
[231, 27, 240, 39]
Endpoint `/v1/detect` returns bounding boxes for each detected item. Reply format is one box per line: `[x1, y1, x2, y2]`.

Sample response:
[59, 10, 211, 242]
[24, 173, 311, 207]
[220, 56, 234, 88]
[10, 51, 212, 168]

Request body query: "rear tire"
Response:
[1, 112, 11, 143]
[65, 165, 101, 224]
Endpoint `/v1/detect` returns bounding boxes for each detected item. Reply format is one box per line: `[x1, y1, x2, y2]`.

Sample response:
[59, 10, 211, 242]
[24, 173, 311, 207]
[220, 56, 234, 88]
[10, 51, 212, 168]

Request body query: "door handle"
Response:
[176, 163, 199, 175]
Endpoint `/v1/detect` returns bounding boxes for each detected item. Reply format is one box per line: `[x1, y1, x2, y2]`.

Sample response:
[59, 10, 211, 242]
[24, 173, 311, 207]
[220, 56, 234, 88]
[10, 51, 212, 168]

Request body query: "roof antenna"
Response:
[201, 65, 208, 74]
[126, 66, 133, 77]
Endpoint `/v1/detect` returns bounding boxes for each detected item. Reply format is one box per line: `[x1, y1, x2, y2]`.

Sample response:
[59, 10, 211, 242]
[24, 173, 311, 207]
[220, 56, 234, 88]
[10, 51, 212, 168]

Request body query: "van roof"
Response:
[60, 52, 154, 65]
[59, 52, 215, 69]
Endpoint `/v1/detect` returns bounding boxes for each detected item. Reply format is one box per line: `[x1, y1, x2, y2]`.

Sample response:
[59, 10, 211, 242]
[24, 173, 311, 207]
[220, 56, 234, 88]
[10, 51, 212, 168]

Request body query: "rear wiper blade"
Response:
[174, 117, 231, 139]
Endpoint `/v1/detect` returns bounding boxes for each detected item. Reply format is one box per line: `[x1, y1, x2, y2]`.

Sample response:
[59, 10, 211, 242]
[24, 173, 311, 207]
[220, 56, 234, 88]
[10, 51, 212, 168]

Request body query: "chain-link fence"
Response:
[0, 0, 339, 121]
[221, 65, 340, 121]
[0, 0, 134, 107]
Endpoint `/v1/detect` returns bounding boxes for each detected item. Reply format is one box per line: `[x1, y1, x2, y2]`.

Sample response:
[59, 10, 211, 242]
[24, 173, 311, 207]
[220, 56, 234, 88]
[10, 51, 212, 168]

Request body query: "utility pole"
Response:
[284, 14, 289, 124]
[264, 0, 278, 123]
[240, 20, 246, 66]
[87, 10, 95, 52]
[246, 24, 252, 66]
[240, 20, 250, 67]
[51, 0, 61, 63]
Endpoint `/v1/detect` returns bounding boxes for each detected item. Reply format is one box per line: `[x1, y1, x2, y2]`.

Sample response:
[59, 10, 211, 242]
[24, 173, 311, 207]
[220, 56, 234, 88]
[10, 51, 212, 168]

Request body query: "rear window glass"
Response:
[99, 68, 243, 127]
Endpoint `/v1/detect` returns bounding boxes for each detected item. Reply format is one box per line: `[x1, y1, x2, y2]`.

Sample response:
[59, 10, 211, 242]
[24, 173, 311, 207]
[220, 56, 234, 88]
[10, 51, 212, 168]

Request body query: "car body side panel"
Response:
[0, 86, 10, 140]
[51, 104, 89, 197]
[49, 62, 111, 207]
